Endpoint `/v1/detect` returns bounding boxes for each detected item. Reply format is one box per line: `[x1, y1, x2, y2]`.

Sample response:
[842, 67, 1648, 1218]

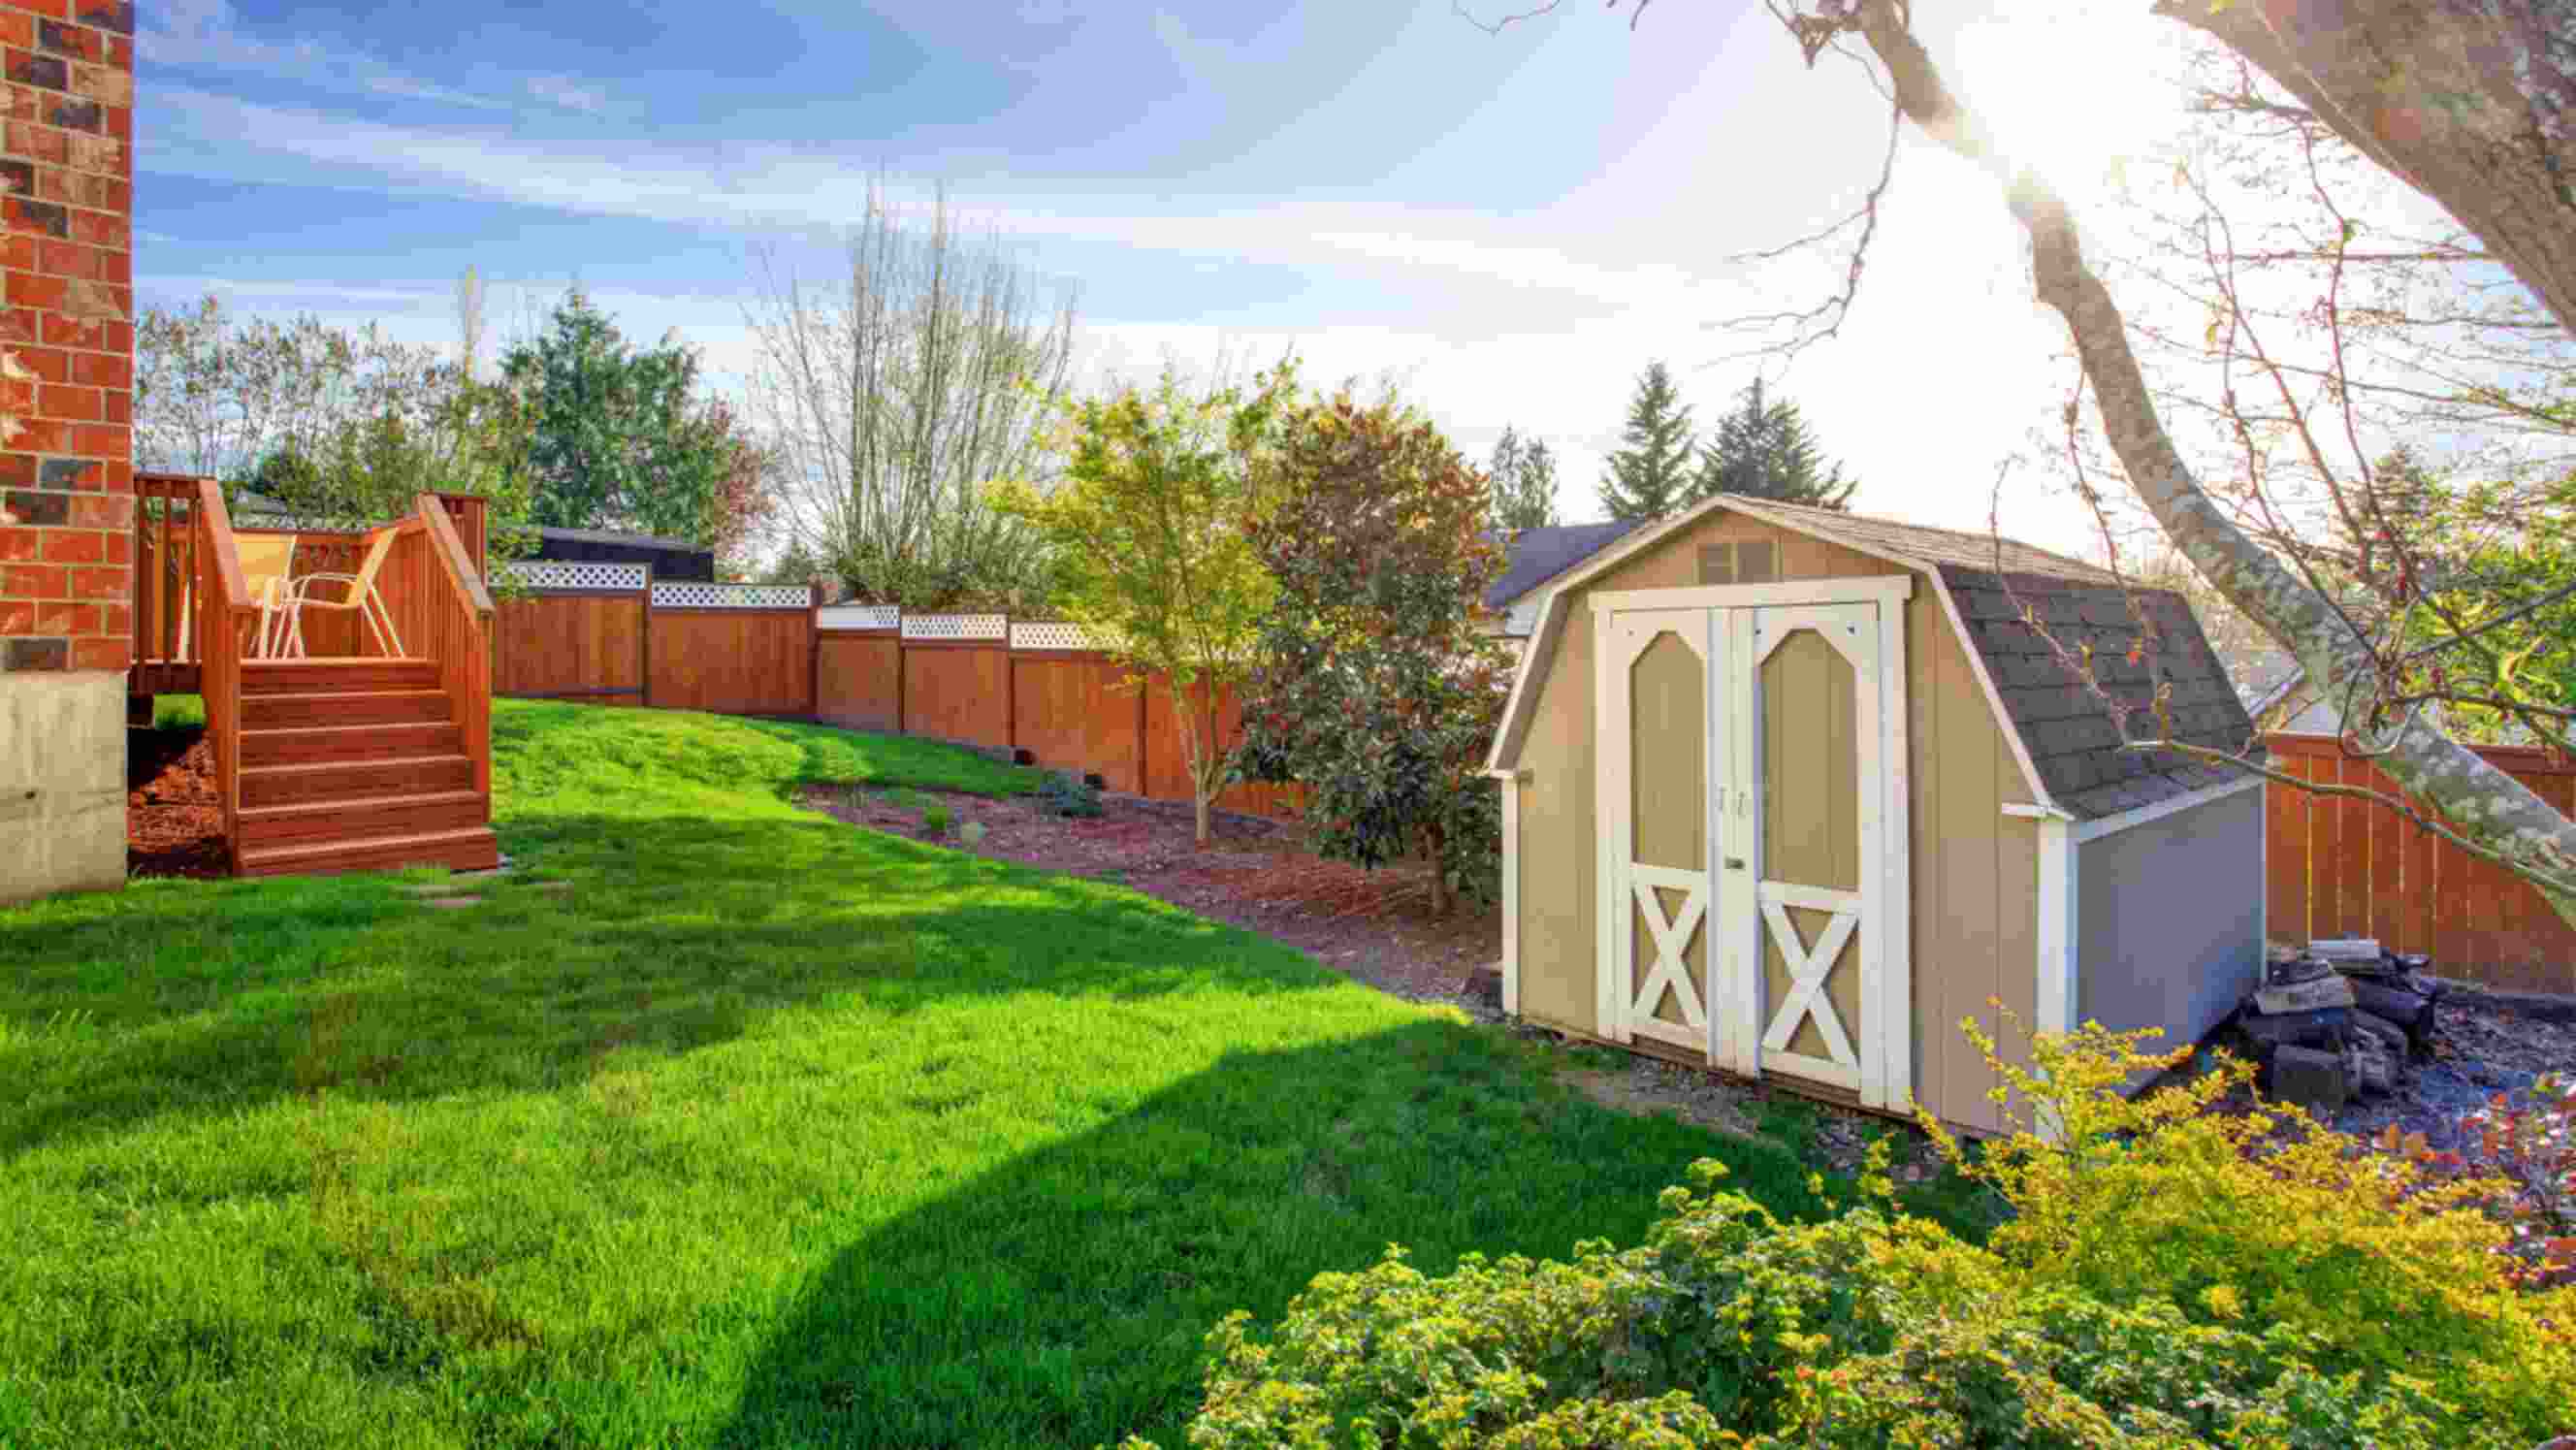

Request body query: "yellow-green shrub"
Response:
[1126, 1023, 2576, 1448]
[1928, 1015, 2576, 1433]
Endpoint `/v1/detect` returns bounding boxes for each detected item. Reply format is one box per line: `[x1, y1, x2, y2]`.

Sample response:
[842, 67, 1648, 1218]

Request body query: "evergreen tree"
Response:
[499, 287, 733, 543]
[1692, 376, 1857, 510]
[1596, 362, 1697, 522]
[1486, 425, 1561, 534]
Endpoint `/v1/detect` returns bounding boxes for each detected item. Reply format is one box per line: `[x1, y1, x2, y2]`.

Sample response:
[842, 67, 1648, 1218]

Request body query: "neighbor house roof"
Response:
[1488, 492, 2265, 822]
[1483, 520, 1646, 610]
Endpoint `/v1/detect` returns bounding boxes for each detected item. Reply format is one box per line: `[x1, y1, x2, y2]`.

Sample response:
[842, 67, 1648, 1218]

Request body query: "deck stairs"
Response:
[233, 658, 499, 877]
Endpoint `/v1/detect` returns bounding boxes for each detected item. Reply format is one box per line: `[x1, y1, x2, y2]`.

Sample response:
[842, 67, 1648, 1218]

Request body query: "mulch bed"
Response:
[128, 727, 228, 881]
[801, 783, 1501, 1007]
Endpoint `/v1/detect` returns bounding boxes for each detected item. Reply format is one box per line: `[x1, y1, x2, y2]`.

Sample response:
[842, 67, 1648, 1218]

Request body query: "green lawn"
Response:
[4, 701, 1852, 1449]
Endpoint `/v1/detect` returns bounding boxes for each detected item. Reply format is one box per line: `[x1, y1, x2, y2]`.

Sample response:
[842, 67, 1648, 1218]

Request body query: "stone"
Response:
[423, 895, 483, 910]
[2350, 1010, 2411, 1057]
[2235, 1005, 2347, 1055]
[2254, 972, 2356, 1015]
[2270, 1045, 2350, 1113]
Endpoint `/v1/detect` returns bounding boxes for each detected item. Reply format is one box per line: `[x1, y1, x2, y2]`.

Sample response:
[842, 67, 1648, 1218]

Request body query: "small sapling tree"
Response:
[993, 362, 1298, 845]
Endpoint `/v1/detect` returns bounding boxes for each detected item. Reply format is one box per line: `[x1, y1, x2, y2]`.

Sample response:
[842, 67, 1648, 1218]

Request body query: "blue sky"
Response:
[135, 0, 2208, 557]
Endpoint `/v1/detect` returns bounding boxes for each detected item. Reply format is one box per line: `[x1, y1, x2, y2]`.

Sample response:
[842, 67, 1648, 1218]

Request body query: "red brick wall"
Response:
[0, 0, 132, 675]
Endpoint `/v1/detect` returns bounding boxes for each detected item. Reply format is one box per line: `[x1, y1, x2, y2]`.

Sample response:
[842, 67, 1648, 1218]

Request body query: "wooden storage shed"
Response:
[1486, 495, 2267, 1134]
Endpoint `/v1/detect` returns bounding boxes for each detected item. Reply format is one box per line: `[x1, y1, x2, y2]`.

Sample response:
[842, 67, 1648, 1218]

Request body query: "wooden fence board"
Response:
[647, 610, 812, 716]
[1012, 654, 1145, 793]
[497, 595, 645, 698]
[2267, 731, 2574, 992]
[816, 633, 902, 732]
[1143, 675, 1305, 822]
[903, 645, 1013, 751]
[2266, 755, 2306, 946]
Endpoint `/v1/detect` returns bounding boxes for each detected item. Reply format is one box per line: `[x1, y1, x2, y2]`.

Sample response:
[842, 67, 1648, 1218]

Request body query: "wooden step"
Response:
[239, 754, 474, 808]
[238, 825, 502, 879]
[237, 789, 489, 850]
[240, 690, 452, 730]
[241, 658, 438, 694]
[242, 722, 465, 766]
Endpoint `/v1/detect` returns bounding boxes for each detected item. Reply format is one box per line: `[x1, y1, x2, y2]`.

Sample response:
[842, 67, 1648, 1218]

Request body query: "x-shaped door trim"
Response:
[1757, 891, 1860, 1070]
[1629, 862, 1708, 1031]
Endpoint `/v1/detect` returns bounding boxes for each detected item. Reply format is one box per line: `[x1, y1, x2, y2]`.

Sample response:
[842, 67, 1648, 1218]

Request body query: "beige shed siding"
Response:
[1631, 630, 1711, 1027]
[1507, 506, 2042, 1132]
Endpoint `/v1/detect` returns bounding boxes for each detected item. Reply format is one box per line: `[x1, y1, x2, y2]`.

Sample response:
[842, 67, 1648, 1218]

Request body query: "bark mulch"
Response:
[801, 783, 1500, 1008]
[128, 727, 228, 881]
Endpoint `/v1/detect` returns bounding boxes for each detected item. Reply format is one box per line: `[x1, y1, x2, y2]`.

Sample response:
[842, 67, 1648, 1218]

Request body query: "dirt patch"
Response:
[128, 727, 227, 881]
[803, 783, 1501, 1010]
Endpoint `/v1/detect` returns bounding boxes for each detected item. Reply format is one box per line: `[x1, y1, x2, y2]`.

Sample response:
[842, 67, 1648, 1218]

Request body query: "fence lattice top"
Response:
[1009, 621, 1099, 652]
[901, 612, 1008, 641]
[494, 561, 649, 593]
[651, 581, 811, 610]
[817, 604, 901, 631]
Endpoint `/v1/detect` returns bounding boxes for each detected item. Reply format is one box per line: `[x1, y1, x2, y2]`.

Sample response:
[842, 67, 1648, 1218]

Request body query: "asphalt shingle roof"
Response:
[1484, 520, 1645, 609]
[1940, 565, 2265, 820]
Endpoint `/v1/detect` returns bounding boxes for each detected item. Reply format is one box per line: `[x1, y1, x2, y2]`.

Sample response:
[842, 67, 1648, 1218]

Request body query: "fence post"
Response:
[807, 581, 822, 719]
[640, 564, 656, 710]
[894, 608, 908, 737]
[995, 618, 1008, 750]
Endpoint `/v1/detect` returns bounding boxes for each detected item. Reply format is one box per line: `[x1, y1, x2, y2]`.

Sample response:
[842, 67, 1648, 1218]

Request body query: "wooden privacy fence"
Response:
[492, 567, 1304, 820]
[2266, 731, 2576, 994]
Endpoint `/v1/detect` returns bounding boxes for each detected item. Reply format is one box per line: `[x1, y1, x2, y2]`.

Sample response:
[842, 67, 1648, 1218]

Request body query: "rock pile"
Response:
[2227, 939, 2446, 1112]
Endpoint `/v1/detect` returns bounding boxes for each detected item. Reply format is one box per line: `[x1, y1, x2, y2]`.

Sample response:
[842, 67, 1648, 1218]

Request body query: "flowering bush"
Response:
[1122, 1025, 2576, 1448]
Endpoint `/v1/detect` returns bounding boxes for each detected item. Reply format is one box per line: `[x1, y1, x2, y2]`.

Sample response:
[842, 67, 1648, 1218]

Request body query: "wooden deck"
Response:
[126, 477, 498, 878]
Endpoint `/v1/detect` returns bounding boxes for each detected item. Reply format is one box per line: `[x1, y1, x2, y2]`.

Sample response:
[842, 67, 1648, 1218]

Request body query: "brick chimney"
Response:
[0, 0, 134, 904]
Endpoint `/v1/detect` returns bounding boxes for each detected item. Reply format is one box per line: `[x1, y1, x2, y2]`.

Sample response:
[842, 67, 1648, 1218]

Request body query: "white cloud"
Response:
[142, 0, 533, 113]
[526, 75, 608, 113]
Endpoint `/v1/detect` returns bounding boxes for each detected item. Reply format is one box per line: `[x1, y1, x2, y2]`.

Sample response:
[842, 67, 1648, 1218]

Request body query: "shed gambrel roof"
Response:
[1486, 493, 2265, 822]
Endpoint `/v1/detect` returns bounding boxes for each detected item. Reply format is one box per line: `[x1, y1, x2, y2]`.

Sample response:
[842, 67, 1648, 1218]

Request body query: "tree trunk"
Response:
[1844, 0, 2576, 923]
[2152, 0, 2576, 338]
[1424, 828, 1451, 918]
[1195, 789, 1211, 849]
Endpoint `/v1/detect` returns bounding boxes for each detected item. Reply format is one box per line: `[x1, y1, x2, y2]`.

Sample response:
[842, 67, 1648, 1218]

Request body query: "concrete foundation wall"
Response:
[0, 672, 124, 906]
[2076, 786, 2265, 1048]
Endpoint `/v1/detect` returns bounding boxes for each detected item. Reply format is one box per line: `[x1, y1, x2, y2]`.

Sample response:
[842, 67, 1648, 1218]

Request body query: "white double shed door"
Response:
[1592, 576, 1913, 1111]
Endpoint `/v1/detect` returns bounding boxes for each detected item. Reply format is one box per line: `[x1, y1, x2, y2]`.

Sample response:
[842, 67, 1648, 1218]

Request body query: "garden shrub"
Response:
[1037, 768, 1105, 818]
[920, 803, 951, 836]
[1125, 1023, 2576, 1448]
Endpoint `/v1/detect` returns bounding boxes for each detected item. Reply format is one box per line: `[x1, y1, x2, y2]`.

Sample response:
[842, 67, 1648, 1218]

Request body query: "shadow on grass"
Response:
[703, 1018, 1826, 1450]
[0, 812, 1337, 1162]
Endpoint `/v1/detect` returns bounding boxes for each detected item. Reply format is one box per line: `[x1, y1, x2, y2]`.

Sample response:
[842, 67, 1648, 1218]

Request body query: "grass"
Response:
[2, 700, 1863, 1449]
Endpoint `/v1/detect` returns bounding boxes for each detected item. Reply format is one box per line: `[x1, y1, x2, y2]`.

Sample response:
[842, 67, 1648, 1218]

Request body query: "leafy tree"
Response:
[1596, 361, 1697, 522]
[693, 398, 781, 576]
[1692, 376, 1855, 509]
[1486, 425, 1561, 533]
[995, 362, 1299, 844]
[1240, 390, 1515, 916]
[498, 287, 732, 545]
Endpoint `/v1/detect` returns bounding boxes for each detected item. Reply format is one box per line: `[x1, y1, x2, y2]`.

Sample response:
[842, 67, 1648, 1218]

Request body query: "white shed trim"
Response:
[2070, 771, 2263, 844]
[2034, 815, 2079, 1037]
[1499, 771, 1522, 1015]
[1587, 574, 1915, 612]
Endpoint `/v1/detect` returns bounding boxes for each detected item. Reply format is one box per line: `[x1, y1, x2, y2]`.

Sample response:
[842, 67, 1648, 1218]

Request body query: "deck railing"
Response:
[189, 478, 252, 873]
[133, 472, 201, 694]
